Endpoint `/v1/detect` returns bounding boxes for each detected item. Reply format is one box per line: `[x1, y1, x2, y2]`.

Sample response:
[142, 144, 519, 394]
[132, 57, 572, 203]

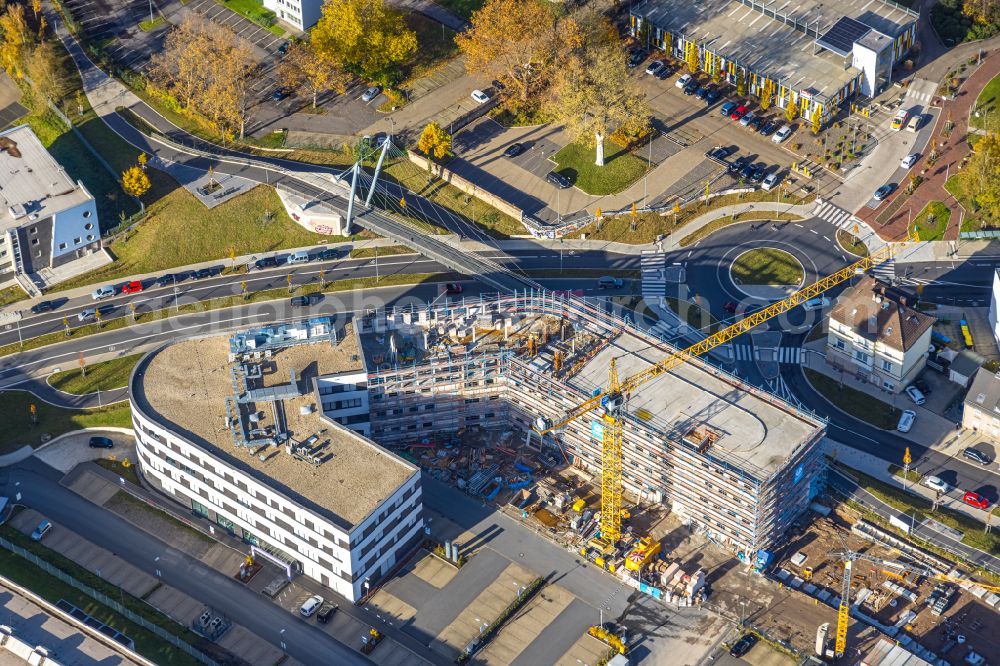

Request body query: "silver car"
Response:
[361, 86, 381, 103]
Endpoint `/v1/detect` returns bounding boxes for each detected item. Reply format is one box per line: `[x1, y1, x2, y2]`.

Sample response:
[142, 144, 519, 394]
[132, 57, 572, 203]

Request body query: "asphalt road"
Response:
[0, 457, 374, 666]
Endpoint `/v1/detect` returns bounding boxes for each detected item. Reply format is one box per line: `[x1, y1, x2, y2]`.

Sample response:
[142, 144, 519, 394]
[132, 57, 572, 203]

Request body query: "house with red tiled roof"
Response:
[825, 277, 935, 393]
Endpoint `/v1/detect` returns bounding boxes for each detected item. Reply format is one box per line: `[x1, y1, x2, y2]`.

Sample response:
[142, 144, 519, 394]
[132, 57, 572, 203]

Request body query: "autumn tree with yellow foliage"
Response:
[311, 0, 416, 81]
[278, 41, 351, 108]
[418, 121, 451, 176]
[121, 166, 151, 198]
[0, 5, 30, 79]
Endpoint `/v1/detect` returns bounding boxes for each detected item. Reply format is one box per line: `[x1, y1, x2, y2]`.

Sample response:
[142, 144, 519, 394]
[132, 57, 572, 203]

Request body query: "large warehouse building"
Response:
[630, 0, 918, 121]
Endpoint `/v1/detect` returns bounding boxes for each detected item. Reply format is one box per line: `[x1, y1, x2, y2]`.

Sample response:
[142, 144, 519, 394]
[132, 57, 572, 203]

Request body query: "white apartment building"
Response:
[962, 368, 1000, 444]
[0, 125, 100, 289]
[264, 0, 320, 31]
[129, 325, 423, 602]
[988, 269, 1000, 351]
[826, 277, 934, 393]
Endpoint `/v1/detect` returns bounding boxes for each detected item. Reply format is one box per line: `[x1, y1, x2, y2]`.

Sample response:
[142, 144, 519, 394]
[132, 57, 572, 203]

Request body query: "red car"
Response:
[445, 283, 463, 295]
[723, 301, 738, 314]
[121, 280, 143, 294]
[730, 105, 748, 120]
[964, 491, 990, 509]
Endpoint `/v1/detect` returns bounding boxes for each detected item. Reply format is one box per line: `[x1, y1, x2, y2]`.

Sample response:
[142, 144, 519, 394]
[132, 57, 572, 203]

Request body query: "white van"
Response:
[906, 114, 922, 132]
[287, 251, 311, 265]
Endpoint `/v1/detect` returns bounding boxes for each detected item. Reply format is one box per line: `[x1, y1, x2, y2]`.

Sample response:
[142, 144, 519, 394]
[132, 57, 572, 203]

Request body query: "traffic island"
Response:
[729, 247, 805, 300]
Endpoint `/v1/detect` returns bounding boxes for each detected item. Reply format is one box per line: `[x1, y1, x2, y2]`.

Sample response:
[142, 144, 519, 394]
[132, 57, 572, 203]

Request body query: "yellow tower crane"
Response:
[831, 548, 1000, 658]
[534, 234, 914, 554]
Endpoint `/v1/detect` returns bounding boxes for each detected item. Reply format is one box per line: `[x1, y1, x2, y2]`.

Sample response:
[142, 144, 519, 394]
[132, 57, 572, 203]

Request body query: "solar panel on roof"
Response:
[816, 16, 871, 56]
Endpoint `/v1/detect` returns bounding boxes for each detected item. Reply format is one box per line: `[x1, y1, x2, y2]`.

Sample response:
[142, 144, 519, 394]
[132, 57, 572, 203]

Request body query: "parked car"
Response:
[491, 79, 505, 91]
[290, 293, 323, 307]
[708, 146, 735, 160]
[803, 297, 830, 311]
[683, 80, 699, 95]
[901, 153, 919, 169]
[546, 171, 571, 189]
[627, 49, 647, 69]
[750, 164, 767, 183]
[445, 283, 463, 295]
[255, 256, 279, 270]
[906, 114, 922, 132]
[759, 120, 778, 136]
[913, 378, 932, 395]
[897, 409, 916, 433]
[923, 475, 951, 494]
[645, 60, 665, 76]
[761, 172, 780, 191]
[963, 447, 993, 466]
[720, 101, 737, 117]
[155, 274, 178, 287]
[873, 184, 895, 201]
[88, 436, 114, 449]
[597, 276, 624, 289]
[317, 603, 339, 624]
[276, 41, 289, 56]
[695, 86, 710, 100]
[30, 300, 56, 314]
[91, 285, 115, 300]
[739, 111, 756, 127]
[121, 280, 143, 294]
[730, 105, 748, 120]
[193, 267, 214, 279]
[299, 595, 324, 617]
[272, 88, 292, 102]
[287, 250, 310, 265]
[772, 125, 792, 143]
[31, 520, 52, 541]
[729, 155, 751, 173]
[739, 163, 755, 181]
[729, 633, 758, 658]
[675, 74, 693, 89]
[747, 116, 763, 131]
[964, 491, 990, 509]
[361, 86, 382, 103]
[317, 248, 341, 261]
[654, 65, 672, 80]
[905, 385, 926, 405]
[503, 142, 525, 158]
[705, 88, 721, 104]
[471, 89, 490, 104]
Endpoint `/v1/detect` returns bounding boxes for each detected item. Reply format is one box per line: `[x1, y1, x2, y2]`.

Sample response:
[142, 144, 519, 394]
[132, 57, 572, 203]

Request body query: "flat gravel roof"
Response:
[134, 327, 415, 530]
[569, 330, 823, 478]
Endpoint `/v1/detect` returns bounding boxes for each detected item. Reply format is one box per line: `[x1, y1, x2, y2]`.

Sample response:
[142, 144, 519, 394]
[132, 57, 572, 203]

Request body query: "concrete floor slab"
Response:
[147, 584, 203, 624]
[478, 584, 575, 665]
[555, 632, 612, 666]
[368, 637, 428, 666]
[410, 552, 457, 589]
[368, 589, 417, 628]
[219, 624, 284, 666]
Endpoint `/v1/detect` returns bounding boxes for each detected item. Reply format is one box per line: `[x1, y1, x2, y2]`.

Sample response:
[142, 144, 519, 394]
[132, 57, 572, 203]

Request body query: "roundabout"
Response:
[729, 247, 806, 300]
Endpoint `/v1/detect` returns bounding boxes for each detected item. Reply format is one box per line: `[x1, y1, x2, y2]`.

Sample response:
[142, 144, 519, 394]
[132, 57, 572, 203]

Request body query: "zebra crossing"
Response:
[641, 252, 669, 299]
[904, 78, 937, 105]
[813, 201, 861, 231]
[870, 258, 896, 282]
[732, 344, 806, 364]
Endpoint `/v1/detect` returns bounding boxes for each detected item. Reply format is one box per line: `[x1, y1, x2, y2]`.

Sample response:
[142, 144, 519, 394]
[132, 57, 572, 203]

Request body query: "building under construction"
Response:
[360, 291, 827, 557]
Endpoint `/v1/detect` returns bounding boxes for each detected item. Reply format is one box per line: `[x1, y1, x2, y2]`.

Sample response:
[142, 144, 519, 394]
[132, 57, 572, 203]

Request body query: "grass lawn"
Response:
[349, 245, 416, 259]
[972, 72, 1000, 131]
[836, 229, 869, 257]
[383, 160, 525, 238]
[403, 14, 459, 85]
[220, 0, 281, 33]
[888, 463, 923, 483]
[804, 368, 901, 429]
[51, 186, 347, 292]
[731, 248, 803, 285]
[48, 353, 143, 394]
[0, 285, 27, 309]
[0, 545, 208, 666]
[569, 191, 814, 244]
[106, 490, 214, 544]
[909, 201, 951, 241]
[0, 391, 132, 453]
[0, 273, 453, 360]
[552, 142, 651, 196]
[679, 212, 802, 247]
[94, 459, 141, 485]
[946, 173, 1000, 232]
[138, 15, 166, 31]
